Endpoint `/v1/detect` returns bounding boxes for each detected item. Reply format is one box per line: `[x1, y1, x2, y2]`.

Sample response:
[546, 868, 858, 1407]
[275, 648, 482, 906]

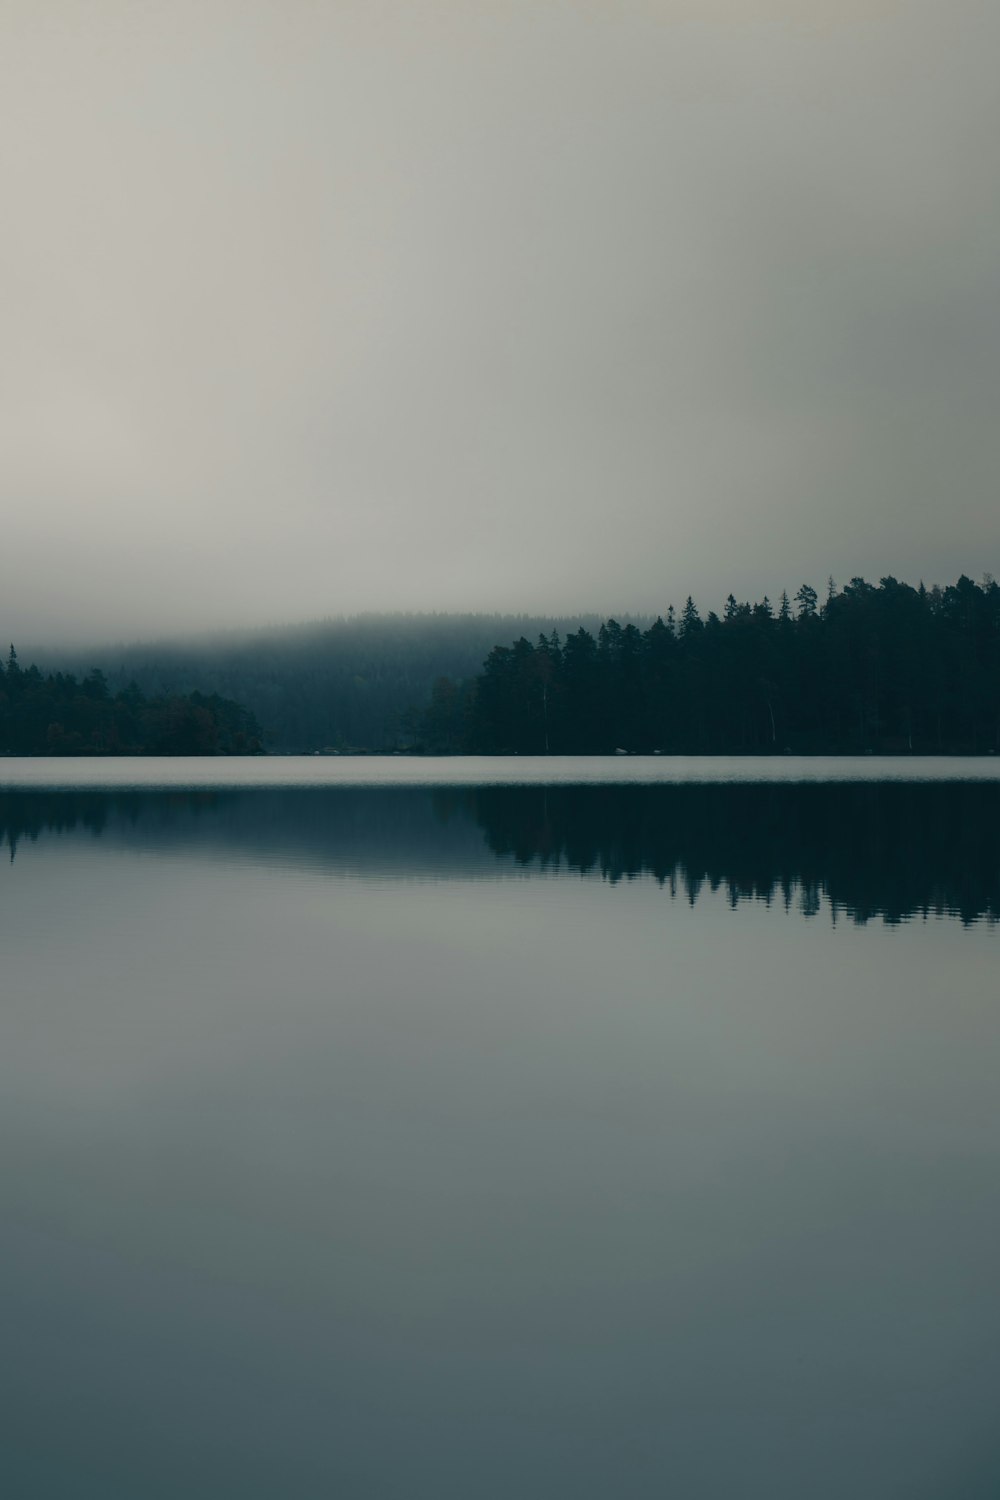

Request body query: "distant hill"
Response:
[31, 613, 653, 752]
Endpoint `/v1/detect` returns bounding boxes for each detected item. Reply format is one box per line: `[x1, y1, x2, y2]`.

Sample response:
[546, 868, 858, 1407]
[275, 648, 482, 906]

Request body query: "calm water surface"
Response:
[3, 751, 1000, 788]
[2, 759, 999, 1497]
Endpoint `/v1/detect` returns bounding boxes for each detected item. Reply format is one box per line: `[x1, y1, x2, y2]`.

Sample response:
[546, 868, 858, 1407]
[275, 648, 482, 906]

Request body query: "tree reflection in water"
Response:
[2, 781, 998, 926]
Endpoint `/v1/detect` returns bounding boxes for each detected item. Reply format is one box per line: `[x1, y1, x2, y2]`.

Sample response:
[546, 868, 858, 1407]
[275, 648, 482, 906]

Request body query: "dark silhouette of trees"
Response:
[460, 574, 1000, 755]
[14, 575, 1000, 754]
[0, 654, 262, 755]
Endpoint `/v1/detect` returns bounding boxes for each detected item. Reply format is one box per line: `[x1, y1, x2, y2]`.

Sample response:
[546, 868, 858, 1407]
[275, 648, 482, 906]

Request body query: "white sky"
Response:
[2, 0, 997, 644]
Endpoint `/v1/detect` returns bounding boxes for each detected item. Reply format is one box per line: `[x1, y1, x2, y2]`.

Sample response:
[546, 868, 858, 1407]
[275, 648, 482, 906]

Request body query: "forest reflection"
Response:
[2, 781, 998, 926]
[467, 783, 1000, 926]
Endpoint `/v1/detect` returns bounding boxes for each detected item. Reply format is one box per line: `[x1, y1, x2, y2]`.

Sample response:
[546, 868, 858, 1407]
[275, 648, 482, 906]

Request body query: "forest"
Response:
[34, 612, 622, 752]
[420, 574, 1000, 755]
[0, 647, 262, 755]
[14, 573, 1000, 755]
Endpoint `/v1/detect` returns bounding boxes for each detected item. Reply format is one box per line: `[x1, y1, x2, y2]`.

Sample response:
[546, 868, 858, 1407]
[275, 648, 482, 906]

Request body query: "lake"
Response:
[2, 757, 999, 1497]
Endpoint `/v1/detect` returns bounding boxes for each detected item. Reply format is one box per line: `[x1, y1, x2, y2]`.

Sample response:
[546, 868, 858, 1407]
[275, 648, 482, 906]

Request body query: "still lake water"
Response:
[2, 757, 999, 1498]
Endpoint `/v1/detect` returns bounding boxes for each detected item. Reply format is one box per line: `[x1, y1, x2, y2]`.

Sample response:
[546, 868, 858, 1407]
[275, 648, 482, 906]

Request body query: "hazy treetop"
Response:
[2, 0, 997, 645]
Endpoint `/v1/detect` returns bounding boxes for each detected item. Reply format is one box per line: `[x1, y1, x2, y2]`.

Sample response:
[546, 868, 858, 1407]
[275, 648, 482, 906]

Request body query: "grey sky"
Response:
[3, 0, 997, 644]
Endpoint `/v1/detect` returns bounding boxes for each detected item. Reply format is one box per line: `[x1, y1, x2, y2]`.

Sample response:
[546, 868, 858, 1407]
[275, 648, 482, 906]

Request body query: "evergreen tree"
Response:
[464, 574, 1000, 756]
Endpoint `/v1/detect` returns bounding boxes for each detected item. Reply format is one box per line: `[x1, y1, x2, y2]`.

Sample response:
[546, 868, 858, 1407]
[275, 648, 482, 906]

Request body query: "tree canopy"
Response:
[417, 574, 1000, 755]
[0, 653, 262, 755]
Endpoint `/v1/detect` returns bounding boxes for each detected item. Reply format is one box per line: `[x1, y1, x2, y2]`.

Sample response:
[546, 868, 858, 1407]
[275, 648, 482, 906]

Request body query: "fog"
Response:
[2, 0, 997, 646]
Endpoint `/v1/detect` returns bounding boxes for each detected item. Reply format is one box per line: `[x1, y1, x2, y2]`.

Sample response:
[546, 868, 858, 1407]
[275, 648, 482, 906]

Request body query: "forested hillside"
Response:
[22, 577, 1000, 755]
[34, 614, 633, 751]
[450, 575, 1000, 755]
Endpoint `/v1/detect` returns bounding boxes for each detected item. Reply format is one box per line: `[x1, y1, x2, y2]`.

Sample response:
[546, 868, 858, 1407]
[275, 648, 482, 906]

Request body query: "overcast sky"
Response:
[2, 0, 998, 645]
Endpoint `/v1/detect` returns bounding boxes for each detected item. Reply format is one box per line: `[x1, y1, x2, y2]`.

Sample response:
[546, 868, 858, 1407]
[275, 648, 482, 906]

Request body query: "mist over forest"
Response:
[29, 613, 645, 752]
[18, 571, 1000, 755]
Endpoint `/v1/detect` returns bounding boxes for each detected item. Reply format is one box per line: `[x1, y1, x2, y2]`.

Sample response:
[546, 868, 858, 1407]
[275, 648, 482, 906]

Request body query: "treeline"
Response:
[420, 575, 1000, 755]
[36, 613, 627, 752]
[0, 647, 262, 755]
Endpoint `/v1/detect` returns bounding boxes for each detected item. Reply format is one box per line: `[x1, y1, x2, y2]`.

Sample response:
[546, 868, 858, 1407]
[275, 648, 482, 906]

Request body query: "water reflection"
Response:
[3, 781, 999, 924]
[3, 779, 1000, 1497]
[469, 782, 1000, 926]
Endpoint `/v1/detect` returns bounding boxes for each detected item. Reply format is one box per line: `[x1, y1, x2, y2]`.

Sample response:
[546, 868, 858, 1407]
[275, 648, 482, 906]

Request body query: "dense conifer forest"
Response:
[0, 648, 261, 755]
[15, 574, 1000, 754]
[420, 575, 1000, 754]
